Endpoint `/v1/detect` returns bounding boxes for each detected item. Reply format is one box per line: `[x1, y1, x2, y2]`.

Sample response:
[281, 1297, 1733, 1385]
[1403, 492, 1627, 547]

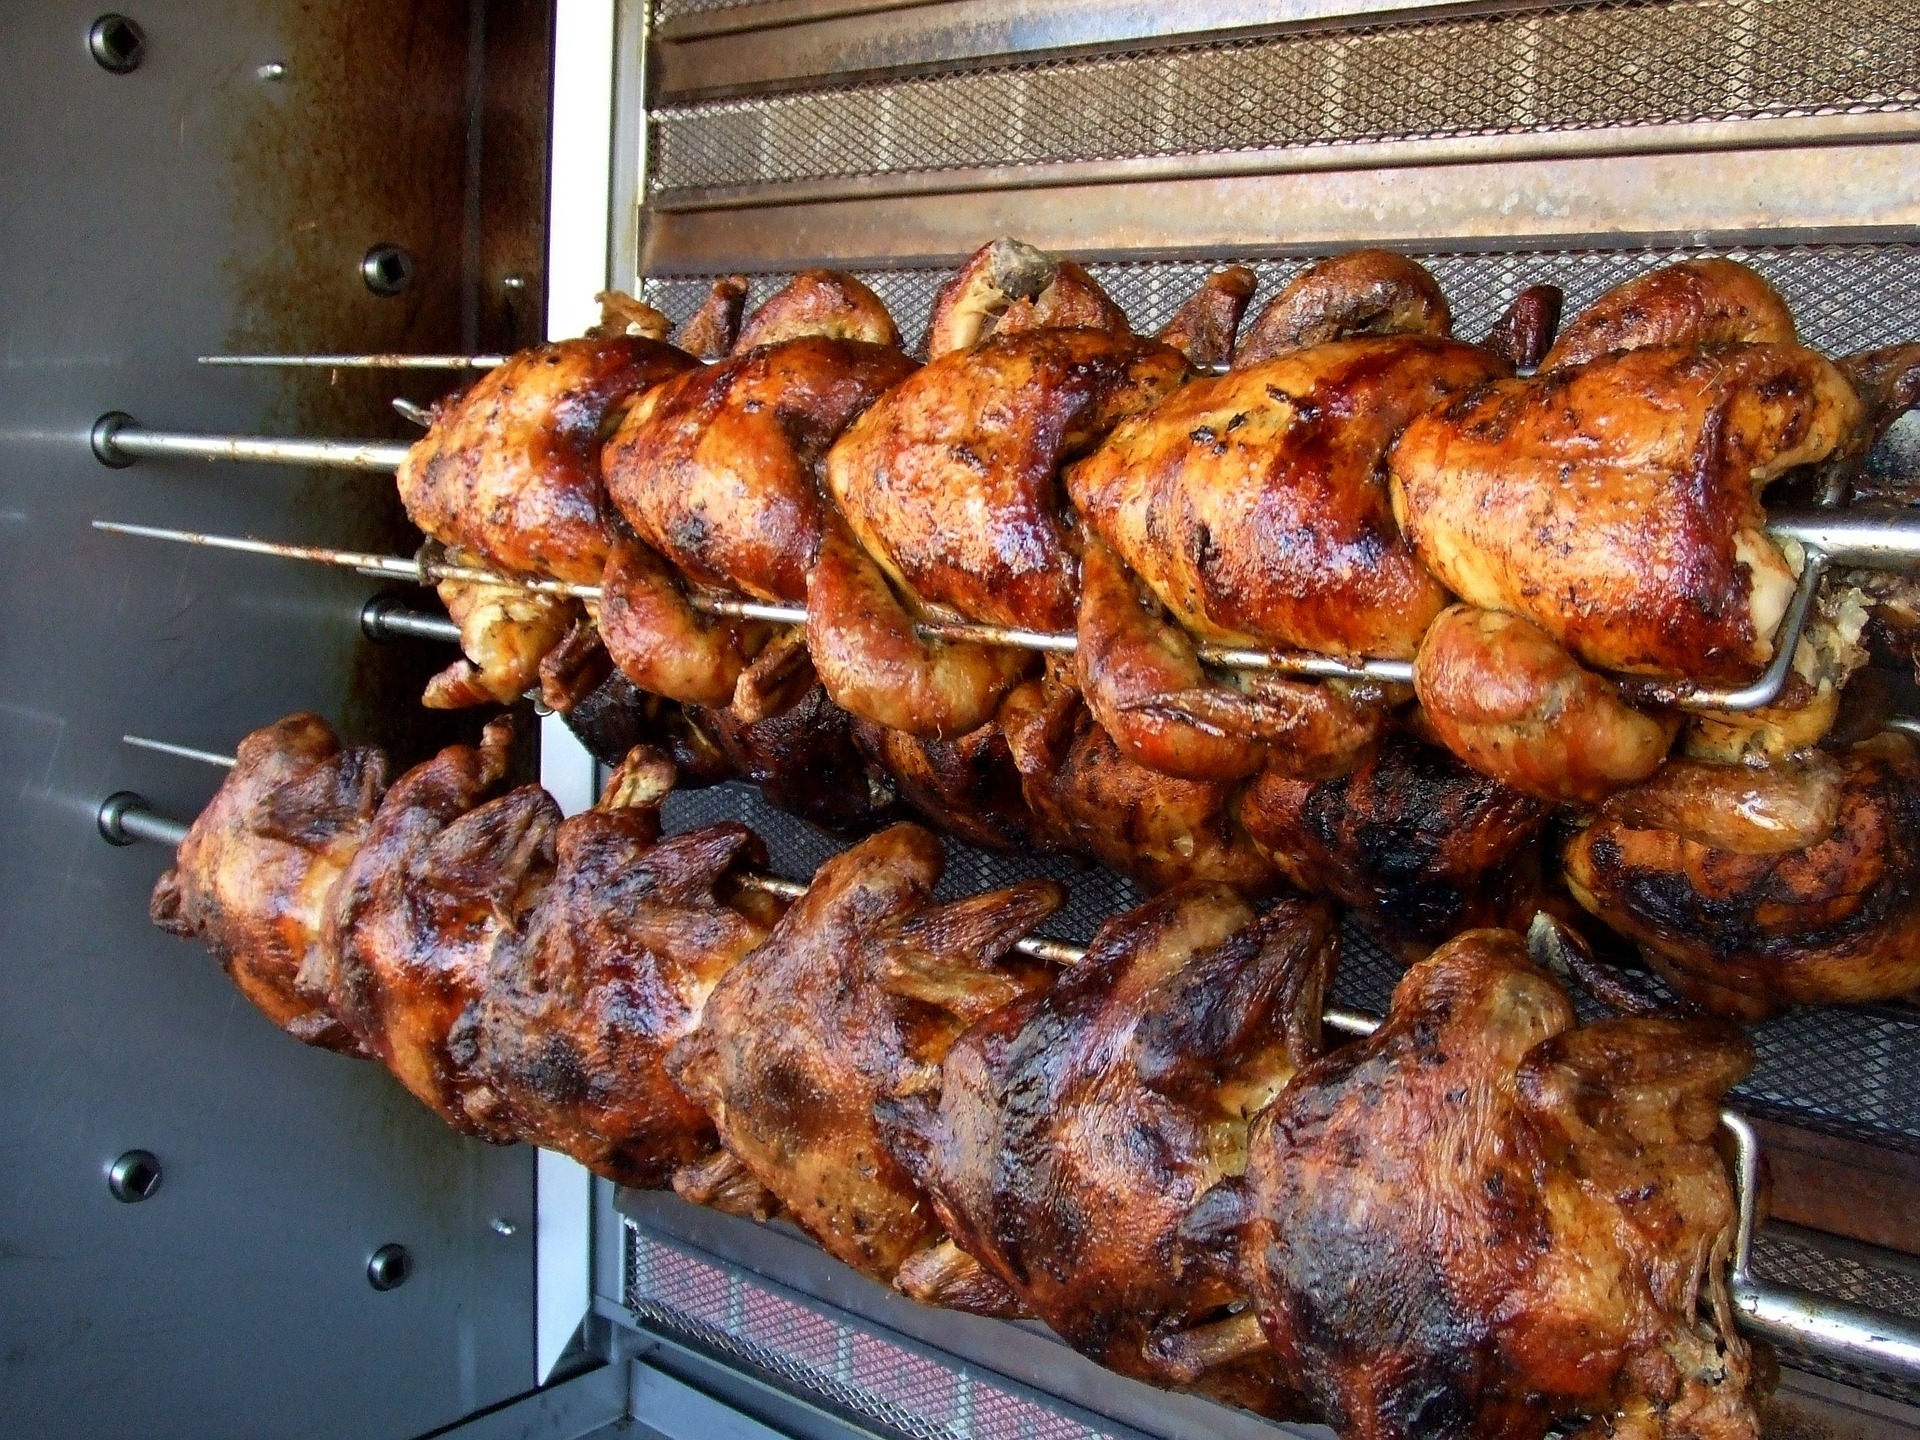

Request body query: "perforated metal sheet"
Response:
[641, 242, 1920, 360]
[648, 0, 1920, 194]
[626, 1228, 1107, 1440]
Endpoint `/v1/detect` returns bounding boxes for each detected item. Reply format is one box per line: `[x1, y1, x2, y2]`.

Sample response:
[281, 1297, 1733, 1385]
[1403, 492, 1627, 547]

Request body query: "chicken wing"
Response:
[887, 886, 1333, 1418]
[1200, 926, 1757, 1440]
[149, 713, 387, 1055]
[1565, 733, 1920, 1016]
[314, 719, 558, 1137]
[666, 824, 1063, 1299]
[456, 749, 786, 1186]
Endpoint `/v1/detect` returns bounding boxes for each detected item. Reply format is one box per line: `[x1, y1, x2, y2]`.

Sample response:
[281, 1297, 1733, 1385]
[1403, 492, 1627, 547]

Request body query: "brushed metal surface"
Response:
[641, 138, 1920, 269]
[0, 3, 540, 1436]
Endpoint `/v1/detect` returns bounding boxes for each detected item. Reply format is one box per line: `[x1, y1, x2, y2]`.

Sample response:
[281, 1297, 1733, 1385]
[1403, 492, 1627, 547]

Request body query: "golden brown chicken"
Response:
[1236, 732, 1549, 947]
[666, 823, 1064, 1303]
[684, 685, 903, 839]
[886, 886, 1333, 1419]
[1565, 733, 1920, 1017]
[312, 719, 558, 1137]
[849, 716, 1036, 853]
[922, 237, 1132, 358]
[599, 273, 916, 713]
[1069, 253, 1506, 782]
[1191, 925, 1758, 1440]
[454, 749, 786, 1186]
[813, 260, 1187, 739]
[149, 713, 387, 1055]
[397, 310, 700, 707]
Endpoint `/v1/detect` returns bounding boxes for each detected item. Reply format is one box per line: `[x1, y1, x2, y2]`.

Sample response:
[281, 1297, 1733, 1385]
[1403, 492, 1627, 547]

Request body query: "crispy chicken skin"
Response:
[1070, 328, 1505, 780]
[1415, 606, 1681, 806]
[1238, 732, 1550, 946]
[851, 716, 1037, 853]
[600, 323, 917, 709]
[1565, 734, 1920, 1017]
[923, 237, 1131, 359]
[1155, 265, 1259, 368]
[686, 684, 902, 839]
[667, 824, 1064, 1298]
[1539, 258, 1796, 372]
[456, 750, 785, 1187]
[887, 887, 1332, 1418]
[731, 270, 900, 352]
[1234, 250, 1450, 367]
[314, 719, 558, 1137]
[423, 570, 580, 709]
[814, 325, 1187, 738]
[1391, 266, 1864, 682]
[397, 335, 697, 586]
[150, 713, 387, 1055]
[1202, 928, 1757, 1440]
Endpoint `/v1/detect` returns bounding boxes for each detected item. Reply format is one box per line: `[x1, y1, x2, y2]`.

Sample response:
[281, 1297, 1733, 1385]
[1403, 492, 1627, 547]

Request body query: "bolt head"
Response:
[107, 1149, 162, 1202]
[89, 14, 145, 74]
[366, 1243, 412, 1291]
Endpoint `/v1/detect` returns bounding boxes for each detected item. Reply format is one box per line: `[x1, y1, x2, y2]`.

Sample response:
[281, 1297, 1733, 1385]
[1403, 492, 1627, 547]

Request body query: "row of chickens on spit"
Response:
[141, 240, 1920, 1440]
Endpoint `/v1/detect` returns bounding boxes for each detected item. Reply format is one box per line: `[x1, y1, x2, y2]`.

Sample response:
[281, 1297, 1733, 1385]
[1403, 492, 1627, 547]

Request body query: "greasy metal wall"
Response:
[0, 3, 549, 1435]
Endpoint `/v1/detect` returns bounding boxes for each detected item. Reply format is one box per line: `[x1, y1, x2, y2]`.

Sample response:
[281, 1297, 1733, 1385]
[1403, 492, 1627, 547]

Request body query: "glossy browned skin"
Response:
[1238, 732, 1549, 945]
[315, 720, 558, 1137]
[457, 751, 785, 1187]
[1154, 265, 1258, 368]
[1479, 285, 1564, 371]
[852, 716, 1036, 853]
[924, 238, 1131, 359]
[1565, 734, 1920, 1016]
[1074, 336, 1505, 661]
[686, 684, 902, 839]
[1001, 680, 1278, 894]
[731, 270, 900, 352]
[815, 327, 1188, 738]
[150, 714, 386, 1055]
[887, 887, 1332, 1417]
[676, 275, 750, 359]
[1391, 270, 1863, 681]
[1539, 258, 1795, 372]
[667, 824, 1065, 1293]
[1234, 250, 1450, 367]
[397, 335, 697, 585]
[1213, 929, 1757, 1440]
[1415, 606, 1680, 806]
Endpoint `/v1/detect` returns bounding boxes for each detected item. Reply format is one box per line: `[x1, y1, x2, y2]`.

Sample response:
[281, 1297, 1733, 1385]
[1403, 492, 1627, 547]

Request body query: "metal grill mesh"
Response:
[654, 0, 760, 22]
[649, 0, 1920, 193]
[625, 1227, 1106, 1440]
[1748, 1228, 1920, 1407]
[642, 242, 1920, 362]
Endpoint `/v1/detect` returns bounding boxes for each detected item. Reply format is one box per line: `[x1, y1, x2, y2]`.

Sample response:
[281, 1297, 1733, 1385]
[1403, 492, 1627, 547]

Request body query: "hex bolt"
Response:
[89, 14, 146, 73]
[361, 245, 415, 298]
[107, 1150, 163, 1202]
[366, 1243, 413, 1291]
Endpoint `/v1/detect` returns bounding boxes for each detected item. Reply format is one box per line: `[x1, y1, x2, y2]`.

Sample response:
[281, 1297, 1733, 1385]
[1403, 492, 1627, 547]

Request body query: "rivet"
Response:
[89, 15, 146, 74]
[107, 1149, 163, 1202]
[366, 1243, 413, 1291]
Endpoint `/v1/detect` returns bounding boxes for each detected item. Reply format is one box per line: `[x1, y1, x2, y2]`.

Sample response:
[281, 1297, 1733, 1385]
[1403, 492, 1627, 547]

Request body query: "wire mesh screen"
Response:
[648, 0, 1920, 194]
[641, 242, 1920, 362]
[626, 1228, 1109, 1440]
[1748, 1228, 1920, 1407]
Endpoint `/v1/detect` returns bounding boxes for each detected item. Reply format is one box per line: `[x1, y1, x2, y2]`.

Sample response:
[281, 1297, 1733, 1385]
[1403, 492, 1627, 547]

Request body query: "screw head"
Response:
[366, 1243, 412, 1291]
[89, 15, 146, 73]
[361, 244, 415, 298]
[107, 1149, 162, 1202]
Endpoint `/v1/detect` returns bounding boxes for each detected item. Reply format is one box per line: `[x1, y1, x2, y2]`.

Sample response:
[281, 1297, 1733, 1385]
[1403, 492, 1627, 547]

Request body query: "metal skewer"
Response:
[87, 501, 1920, 706]
[98, 735, 1920, 1380]
[199, 353, 508, 370]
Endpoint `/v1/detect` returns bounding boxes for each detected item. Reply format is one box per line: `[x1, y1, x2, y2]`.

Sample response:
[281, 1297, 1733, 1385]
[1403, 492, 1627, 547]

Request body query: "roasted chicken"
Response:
[1565, 733, 1920, 1017]
[1068, 253, 1506, 782]
[813, 246, 1187, 738]
[312, 719, 558, 1137]
[454, 749, 786, 1185]
[1236, 731, 1549, 947]
[149, 713, 387, 1055]
[598, 272, 913, 719]
[887, 886, 1333, 1418]
[1192, 924, 1758, 1440]
[666, 824, 1063, 1300]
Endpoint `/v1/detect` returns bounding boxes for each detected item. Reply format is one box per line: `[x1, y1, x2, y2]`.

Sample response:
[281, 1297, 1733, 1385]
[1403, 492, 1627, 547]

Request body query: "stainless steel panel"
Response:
[0, 2, 542, 1435]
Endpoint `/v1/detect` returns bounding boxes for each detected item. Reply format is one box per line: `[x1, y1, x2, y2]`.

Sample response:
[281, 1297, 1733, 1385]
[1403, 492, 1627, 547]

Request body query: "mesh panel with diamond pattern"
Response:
[649, 0, 1920, 194]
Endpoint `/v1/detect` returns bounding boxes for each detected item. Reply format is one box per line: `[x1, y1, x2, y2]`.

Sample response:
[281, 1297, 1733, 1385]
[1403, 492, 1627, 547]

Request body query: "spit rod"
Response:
[87, 507, 1920, 704]
[91, 414, 411, 472]
[359, 596, 461, 644]
[95, 755, 1920, 1381]
[198, 354, 509, 369]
